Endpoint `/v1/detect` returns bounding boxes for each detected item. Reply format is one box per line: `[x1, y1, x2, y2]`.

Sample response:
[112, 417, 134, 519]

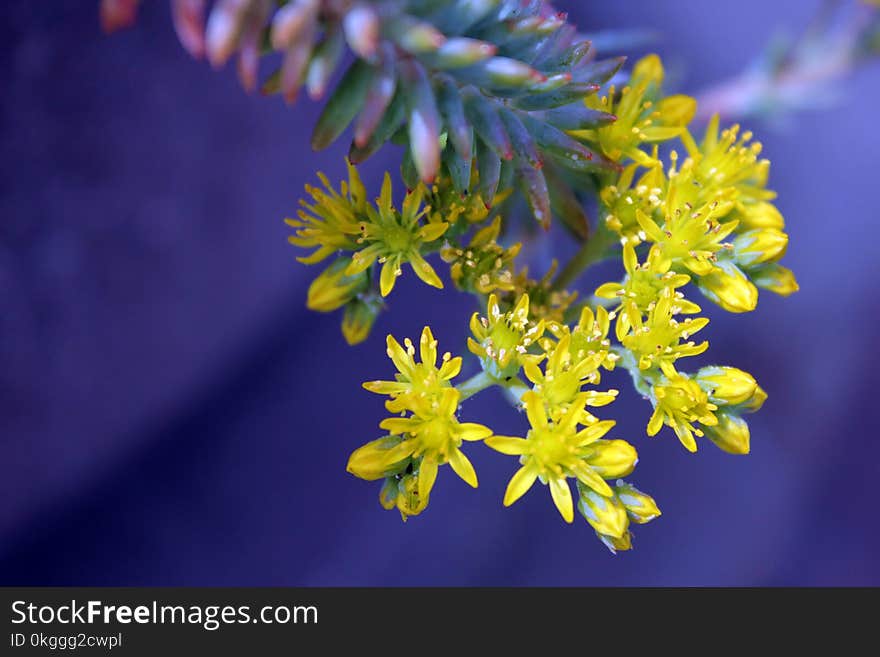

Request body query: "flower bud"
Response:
[307, 257, 367, 312]
[737, 202, 785, 230]
[733, 228, 789, 266]
[749, 263, 799, 297]
[379, 477, 399, 510]
[342, 296, 382, 346]
[614, 481, 661, 524]
[696, 366, 758, 406]
[740, 385, 768, 413]
[597, 530, 633, 554]
[583, 440, 638, 478]
[396, 473, 429, 520]
[703, 412, 750, 455]
[697, 261, 758, 313]
[577, 487, 629, 539]
[346, 436, 412, 481]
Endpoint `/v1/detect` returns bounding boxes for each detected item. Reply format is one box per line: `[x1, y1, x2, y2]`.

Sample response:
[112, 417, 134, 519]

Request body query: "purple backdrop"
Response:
[1, 0, 878, 585]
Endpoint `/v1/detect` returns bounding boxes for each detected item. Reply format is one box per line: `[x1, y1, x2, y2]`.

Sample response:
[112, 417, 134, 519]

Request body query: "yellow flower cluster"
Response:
[353, 327, 491, 519]
[322, 53, 795, 553]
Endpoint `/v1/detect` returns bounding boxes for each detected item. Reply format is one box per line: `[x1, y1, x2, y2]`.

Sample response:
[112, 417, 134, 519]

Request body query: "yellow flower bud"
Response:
[341, 296, 381, 345]
[696, 366, 758, 406]
[582, 439, 638, 478]
[396, 473, 429, 520]
[733, 228, 789, 266]
[597, 530, 633, 554]
[737, 202, 785, 230]
[578, 487, 630, 539]
[632, 53, 664, 86]
[346, 436, 413, 481]
[750, 263, 799, 297]
[307, 257, 367, 312]
[614, 481, 662, 524]
[704, 413, 751, 455]
[697, 261, 758, 313]
[741, 385, 768, 412]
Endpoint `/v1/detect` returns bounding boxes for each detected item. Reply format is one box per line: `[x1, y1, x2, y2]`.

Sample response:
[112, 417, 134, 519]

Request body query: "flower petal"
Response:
[448, 448, 478, 488]
[419, 326, 437, 367]
[485, 435, 529, 455]
[418, 457, 439, 500]
[458, 422, 492, 442]
[549, 477, 574, 523]
[503, 465, 538, 506]
[379, 259, 399, 297]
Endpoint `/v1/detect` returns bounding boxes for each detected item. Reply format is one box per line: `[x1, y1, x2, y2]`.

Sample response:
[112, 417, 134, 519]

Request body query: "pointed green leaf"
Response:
[312, 60, 373, 150]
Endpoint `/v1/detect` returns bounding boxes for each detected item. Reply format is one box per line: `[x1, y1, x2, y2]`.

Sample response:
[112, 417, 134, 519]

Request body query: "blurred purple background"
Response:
[1, 0, 878, 586]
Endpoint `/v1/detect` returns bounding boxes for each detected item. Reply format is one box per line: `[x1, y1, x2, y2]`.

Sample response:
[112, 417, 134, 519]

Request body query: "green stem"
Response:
[457, 371, 496, 402]
[552, 226, 617, 291]
[502, 378, 530, 406]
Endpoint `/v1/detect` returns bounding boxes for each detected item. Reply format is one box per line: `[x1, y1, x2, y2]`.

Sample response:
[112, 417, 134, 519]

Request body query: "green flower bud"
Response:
[614, 481, 662, 524]
[696, 366, 758, 406]
[578, 487, 629, 539]
[704, 413, 750, 455]
[379, 477, 399, 511]
[307, 257, 367, 312]
[733, 228, 789, 267]
[697, 261, 758, 313]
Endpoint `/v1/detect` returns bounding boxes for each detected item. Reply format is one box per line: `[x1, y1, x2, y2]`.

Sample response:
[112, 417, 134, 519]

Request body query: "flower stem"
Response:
[457, 371, 496, 402]
[552, 226, 617, 291]
[502, 379, 530, 406]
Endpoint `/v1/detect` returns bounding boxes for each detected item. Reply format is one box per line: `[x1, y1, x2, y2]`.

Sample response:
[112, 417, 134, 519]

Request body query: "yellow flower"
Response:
[680, 116, 774, 208]
[379, 387, 492, 496]
[440, 216, 520, 294]
[595, 244, 699, 341]
[577, 54, 696, 164]
[635, 177, 738, 277]
[287, 161, 448, 297]
[355, 326, 490, 518]
[600, 161, 666, 244]
[468, 293, 545, 380]
[363, 326, 462, 415]
[546, 304, 619, 373]
[647, 368, 719, 452]
[620, 286, 709, 371]
[346, 174, 448, 296]
[485, 391, 636, 523]
[522, 334, 618, 422]
[286, 163, 363, 263]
